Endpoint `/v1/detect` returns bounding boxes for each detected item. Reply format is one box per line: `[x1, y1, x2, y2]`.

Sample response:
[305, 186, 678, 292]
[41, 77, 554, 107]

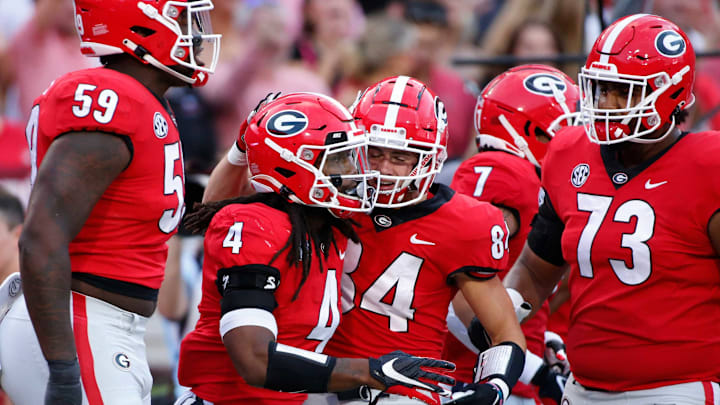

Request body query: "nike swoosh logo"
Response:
[410, 233, 435, 246]
[339, 250, 346, 260]
[644, 179, 668, 189]
[381, 358, 434, 391]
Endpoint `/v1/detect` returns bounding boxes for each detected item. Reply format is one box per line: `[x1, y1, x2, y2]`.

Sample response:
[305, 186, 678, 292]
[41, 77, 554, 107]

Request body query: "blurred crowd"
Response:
[1, 0, 720, 403]
[3, 0, 720, 204]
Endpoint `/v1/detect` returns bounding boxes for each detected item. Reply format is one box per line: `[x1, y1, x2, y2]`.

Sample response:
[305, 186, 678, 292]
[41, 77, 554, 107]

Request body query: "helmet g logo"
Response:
[267, 110, 308, 137]
[656, 30, 685, 57]
[524, 74, 567, 96]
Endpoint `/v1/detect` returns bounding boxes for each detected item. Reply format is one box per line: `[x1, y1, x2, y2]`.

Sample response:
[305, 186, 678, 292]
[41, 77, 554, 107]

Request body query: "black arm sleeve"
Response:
[527, 193, 566, 266]
[216, 264, 281, 315]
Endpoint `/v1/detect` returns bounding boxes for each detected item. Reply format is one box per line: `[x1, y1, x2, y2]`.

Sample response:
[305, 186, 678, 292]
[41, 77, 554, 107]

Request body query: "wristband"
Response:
[227, 142, 248, 166]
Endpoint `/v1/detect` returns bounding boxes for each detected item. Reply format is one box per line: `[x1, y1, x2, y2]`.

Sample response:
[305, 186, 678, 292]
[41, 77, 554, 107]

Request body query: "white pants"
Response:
[0, 292, 152, 404]
[563, 374, 720, 405]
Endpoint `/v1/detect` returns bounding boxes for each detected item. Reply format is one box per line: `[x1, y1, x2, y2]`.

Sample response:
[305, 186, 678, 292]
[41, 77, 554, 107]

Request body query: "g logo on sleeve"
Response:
[266, 110, 309, 137]
[655, 30, 686, 57]
[524, 74, 567, 97]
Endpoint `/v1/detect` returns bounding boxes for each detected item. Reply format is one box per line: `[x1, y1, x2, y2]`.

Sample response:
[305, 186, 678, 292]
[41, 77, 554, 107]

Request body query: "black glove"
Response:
[544, 331, 570, 377]
[531, 364, 567, 404]
[45, 359, 82, 405]
[369, 350, 455, 394]
[467, 317, 492, 353]
[445, 381, 504, 405]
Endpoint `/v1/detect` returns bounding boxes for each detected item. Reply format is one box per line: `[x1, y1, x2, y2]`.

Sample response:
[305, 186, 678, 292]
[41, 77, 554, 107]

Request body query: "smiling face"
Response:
[367, 145, 421, 202]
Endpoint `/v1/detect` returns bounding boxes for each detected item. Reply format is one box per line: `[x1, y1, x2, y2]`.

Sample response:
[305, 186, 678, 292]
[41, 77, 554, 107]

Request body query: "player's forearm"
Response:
[329, 358, 380, 392]
[18, 232, 77, 361]
[504, 249, 562, 319]
[202, 157, 253, 203]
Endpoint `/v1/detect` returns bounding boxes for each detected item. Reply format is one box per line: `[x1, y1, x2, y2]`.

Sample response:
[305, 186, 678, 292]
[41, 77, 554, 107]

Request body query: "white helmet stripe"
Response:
[599, 14, 648, 64]
[383, 75, 411, 128]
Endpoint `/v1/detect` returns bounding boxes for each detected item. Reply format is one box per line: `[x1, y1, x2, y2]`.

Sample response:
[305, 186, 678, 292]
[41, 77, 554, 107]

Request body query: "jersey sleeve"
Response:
[204, 204, 290, 272]
[447, 200, 510, 282]
[39, 71, 144, 140]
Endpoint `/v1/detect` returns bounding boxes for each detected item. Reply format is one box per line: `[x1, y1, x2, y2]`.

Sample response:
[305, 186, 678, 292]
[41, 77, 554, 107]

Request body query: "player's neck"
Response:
[103, 57, 175, 98]
[616, 127, 681, 168]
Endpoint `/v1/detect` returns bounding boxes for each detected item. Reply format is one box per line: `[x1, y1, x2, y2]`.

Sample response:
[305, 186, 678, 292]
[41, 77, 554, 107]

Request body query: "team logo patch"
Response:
[113, 352, 131, 370]
[373, 214, 392, 228]
[571, 164, 590, 187]
[266, 110, 308, 137]
[524, 73, 567, 97]
[153, 112, 168, 139]
[612, 172, 628, 184]
[655, 30, 686, 57]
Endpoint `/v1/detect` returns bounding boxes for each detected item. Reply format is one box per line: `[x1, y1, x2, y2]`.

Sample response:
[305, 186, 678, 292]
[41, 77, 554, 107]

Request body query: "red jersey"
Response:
[325, 184, 509, 360]
[178, 202, 346, 405]
[541, 127, 720, 391]
[29, 67, 184, 289]
[445, 152, 548, 400]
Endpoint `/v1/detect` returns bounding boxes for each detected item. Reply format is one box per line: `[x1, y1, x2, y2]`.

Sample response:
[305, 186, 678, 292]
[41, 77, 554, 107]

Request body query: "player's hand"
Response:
[531, 364, 567, 404]
[369, 351, 455, 395]
[237, 92, 282, 150]
[45, 359, 82, 405]
[445, 381, 504, 405]
[544, 331, 570, 376]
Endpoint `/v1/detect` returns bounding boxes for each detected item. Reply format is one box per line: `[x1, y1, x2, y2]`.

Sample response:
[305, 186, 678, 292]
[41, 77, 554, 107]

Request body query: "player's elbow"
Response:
[235, 357, 268, 387]
[225, 332, 270, 387]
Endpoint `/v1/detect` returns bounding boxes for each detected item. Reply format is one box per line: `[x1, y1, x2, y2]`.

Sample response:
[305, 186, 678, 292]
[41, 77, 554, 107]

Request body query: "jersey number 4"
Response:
[222, 222, 340, 352]
[577, 193, 655, 285]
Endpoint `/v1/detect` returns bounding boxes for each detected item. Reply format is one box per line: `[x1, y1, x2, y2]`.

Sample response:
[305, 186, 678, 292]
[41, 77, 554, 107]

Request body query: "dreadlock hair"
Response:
[184, 192, 360, 300]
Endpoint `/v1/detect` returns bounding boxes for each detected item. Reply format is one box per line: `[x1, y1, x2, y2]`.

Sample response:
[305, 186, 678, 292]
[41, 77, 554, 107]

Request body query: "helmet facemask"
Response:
[579, 66, 692, 144]
[260, 131, 379, 218]
[366, 124, 446, 208]
[138, 1, 221, 85]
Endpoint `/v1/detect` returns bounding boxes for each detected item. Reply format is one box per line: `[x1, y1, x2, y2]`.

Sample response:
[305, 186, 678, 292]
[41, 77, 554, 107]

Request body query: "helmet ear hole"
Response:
[130, 26, 155, 37]
[274, 167, 296, 178]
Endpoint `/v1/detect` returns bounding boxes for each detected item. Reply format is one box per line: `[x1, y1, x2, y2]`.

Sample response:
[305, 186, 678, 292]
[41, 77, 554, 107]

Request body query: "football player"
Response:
[504, 14, 720, 403]
[0, 1, 220, 404]
[444, 64, 578, 405]
[175, 93, 455, 405]
[321, 76, 526, 405]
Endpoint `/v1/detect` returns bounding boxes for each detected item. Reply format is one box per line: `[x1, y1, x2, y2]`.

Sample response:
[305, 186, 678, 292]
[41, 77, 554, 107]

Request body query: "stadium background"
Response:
[0, 0, 719, 403]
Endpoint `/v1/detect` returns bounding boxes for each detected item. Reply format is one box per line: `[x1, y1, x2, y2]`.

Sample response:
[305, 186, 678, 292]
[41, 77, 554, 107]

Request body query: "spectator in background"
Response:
[292, 0, 364, 92]
[479, 19, 564, 88]
[402, 1, 478, 182]
[201, 0, 328, 150]
[0, 0, 98, 121]
[479, 0, 584, 82]
[334, 14, 417, 106]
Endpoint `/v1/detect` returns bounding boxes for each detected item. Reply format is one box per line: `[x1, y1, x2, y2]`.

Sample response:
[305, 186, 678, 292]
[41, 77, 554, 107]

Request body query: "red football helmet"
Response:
[351, 76, 448, 208]
[579, 14, 695, 144]
[73, 0, 220, 86]
[244, 93, 378, 218]
[475, 64, 579, 166]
